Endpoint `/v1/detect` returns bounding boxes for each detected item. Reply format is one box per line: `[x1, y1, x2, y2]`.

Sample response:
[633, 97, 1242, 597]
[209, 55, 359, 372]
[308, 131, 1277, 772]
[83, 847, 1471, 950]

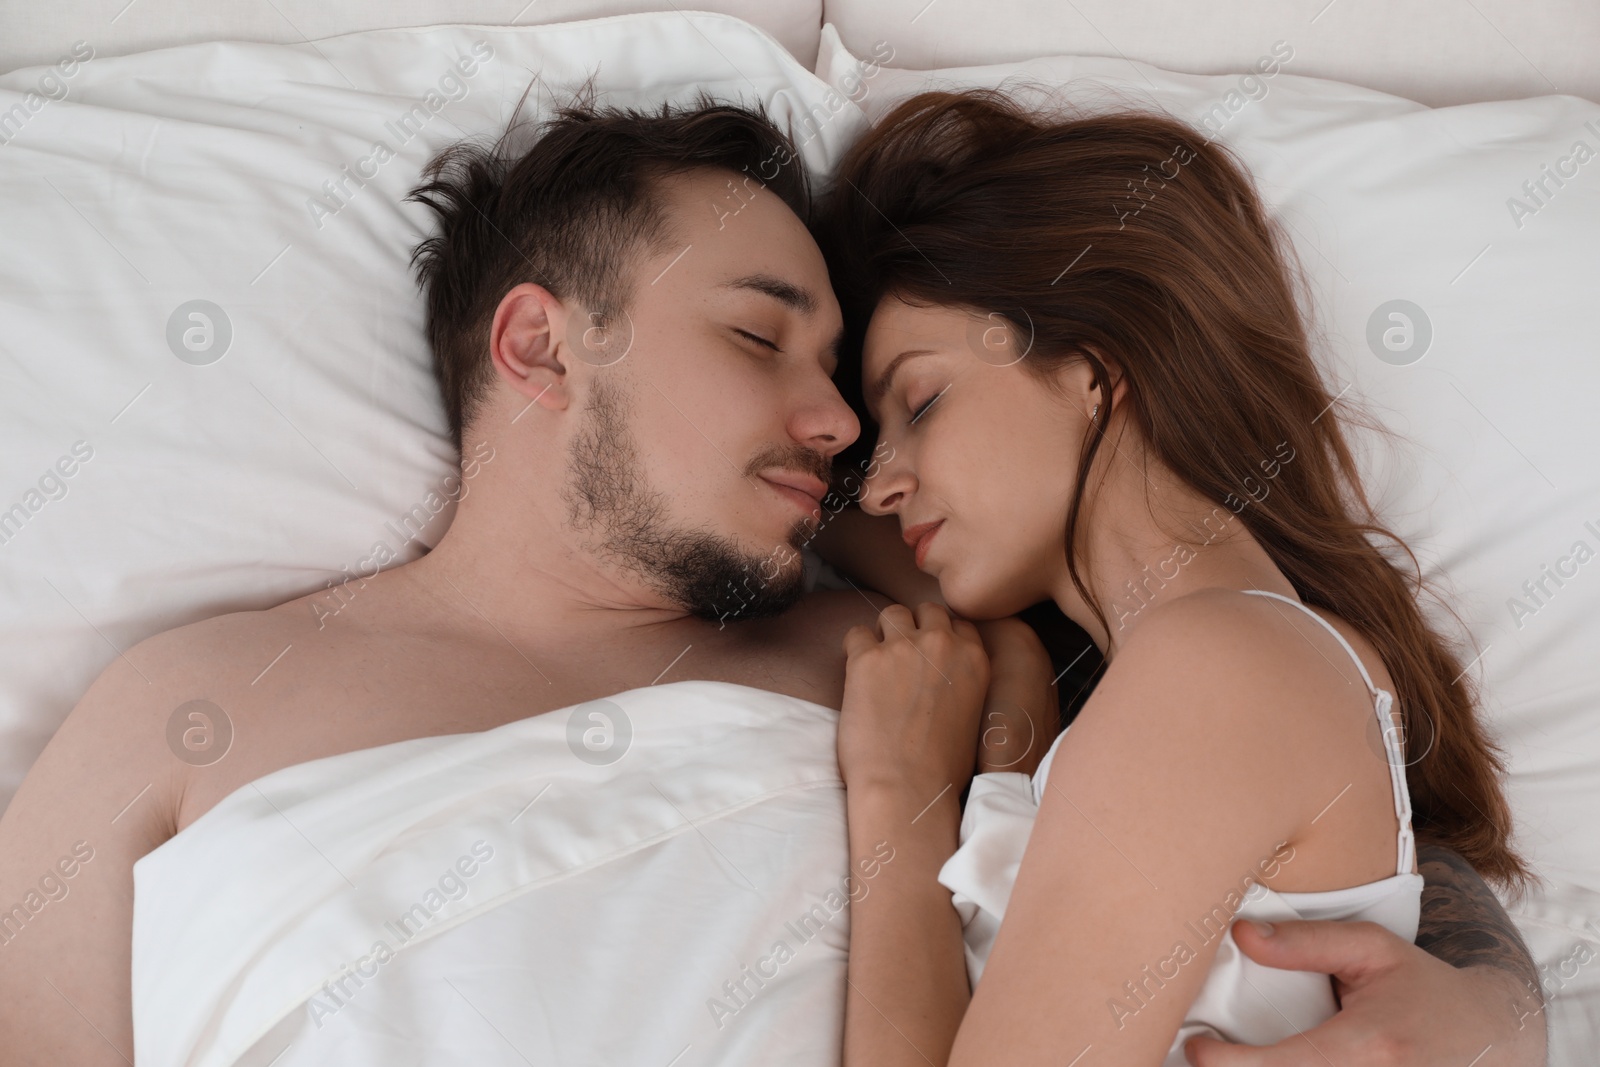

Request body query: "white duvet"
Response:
[131, 680, 859, 1067]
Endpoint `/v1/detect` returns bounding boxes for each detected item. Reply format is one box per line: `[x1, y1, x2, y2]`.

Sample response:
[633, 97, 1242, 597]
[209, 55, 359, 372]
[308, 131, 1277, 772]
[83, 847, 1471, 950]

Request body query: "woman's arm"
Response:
[947, 593, 1396, 1066]
[843, 784, 970, 1066]
[837, 603, 989, 1067]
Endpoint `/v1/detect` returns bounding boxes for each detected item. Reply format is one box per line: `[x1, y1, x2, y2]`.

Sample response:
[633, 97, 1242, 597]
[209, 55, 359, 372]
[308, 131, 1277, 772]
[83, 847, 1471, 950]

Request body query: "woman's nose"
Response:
[856, 445, 911, 517]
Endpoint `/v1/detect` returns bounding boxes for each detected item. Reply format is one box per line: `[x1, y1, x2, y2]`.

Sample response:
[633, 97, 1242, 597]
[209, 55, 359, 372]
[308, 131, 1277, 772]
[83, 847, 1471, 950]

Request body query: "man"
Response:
[0, 93, 1547, 1065]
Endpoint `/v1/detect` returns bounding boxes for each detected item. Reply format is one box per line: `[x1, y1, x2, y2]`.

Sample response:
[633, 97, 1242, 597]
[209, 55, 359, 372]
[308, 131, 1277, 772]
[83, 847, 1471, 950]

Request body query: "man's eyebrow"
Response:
[869, 349, 935, 404]
[722, 273, 816, 316]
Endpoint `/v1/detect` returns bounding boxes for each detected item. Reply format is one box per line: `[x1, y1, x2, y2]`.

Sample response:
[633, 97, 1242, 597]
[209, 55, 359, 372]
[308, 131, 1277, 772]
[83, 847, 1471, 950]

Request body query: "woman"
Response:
[811, 88, 1532, 1066]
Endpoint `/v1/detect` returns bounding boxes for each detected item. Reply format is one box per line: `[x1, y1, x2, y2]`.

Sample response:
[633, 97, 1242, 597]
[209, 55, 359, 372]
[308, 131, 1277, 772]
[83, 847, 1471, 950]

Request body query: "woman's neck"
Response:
[1051, 459, 1295, 656]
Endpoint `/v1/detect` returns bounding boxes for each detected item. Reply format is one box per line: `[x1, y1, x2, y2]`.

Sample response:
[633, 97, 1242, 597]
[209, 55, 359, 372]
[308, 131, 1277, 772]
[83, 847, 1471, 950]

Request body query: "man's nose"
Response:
[794, 382, 861, 461]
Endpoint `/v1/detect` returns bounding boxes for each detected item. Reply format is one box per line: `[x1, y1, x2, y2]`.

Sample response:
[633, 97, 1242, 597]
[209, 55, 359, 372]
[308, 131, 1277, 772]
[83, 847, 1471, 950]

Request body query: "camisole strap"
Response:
[1240, 589, 1416, 877]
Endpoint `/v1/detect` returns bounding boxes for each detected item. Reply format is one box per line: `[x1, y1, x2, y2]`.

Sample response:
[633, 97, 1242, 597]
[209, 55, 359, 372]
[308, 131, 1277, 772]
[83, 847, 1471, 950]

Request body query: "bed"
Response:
[2, 1, 1597, 1062]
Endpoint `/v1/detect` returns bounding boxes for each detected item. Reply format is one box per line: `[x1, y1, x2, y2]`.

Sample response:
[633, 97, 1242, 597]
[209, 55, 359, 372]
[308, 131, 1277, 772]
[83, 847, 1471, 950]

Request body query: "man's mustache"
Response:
[744, 443, 833, 486]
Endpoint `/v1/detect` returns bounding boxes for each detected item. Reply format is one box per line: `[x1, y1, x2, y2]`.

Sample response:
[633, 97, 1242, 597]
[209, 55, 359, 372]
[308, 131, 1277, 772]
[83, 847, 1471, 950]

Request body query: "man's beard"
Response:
[561, 375, 813, 624]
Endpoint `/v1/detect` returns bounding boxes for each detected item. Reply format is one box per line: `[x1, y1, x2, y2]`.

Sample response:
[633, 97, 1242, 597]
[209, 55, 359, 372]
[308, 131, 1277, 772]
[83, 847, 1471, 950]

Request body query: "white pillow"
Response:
[822, 0, 1600, 108]
[0, 13, 870, 811]
[1, 1, 825, 75]
[817, 25, 1600, 1056]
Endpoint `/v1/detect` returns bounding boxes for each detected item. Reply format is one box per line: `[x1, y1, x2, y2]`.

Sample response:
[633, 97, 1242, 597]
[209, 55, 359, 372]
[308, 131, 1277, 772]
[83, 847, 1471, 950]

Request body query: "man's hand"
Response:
[1183, 918, 1548, 1066]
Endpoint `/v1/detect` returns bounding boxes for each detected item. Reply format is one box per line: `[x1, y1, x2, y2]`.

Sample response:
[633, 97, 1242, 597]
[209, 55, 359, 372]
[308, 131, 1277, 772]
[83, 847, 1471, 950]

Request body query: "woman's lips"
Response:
[909, 520, 944, 568]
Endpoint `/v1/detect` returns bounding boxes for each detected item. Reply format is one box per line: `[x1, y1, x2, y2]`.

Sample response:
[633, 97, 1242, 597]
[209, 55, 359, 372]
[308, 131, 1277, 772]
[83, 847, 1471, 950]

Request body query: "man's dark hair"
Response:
[406, 86, 810, 453]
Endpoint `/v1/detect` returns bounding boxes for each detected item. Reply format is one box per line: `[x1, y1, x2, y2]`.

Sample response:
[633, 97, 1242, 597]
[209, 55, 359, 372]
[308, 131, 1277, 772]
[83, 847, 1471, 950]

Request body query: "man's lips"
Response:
[759, 471, 827, 515]
[902, 520, 944, 568]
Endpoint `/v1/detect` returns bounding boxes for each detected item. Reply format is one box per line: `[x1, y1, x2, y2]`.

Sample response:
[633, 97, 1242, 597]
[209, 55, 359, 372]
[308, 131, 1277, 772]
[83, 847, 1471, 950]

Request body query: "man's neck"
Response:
[403, 493, 701, 657]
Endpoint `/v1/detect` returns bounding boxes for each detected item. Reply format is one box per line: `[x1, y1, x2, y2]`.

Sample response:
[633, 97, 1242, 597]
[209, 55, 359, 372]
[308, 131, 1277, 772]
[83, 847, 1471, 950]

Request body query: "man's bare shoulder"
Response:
[773, 587, 897, 644]
[133, 570, 411, 702]
[39, 589, 381, 839]
[193, 597, 316, 653]
[97, 600, 315, 722]
[719, 589, 896, 712]
[3, 598, 314, 834]
[808, 585, 899, 617]
[44, 603, 301, 780]
[0, 605, 309, 1061]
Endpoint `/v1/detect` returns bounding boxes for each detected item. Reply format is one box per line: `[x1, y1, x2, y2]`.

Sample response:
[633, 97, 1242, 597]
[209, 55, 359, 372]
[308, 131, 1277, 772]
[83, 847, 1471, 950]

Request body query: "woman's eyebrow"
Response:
[869, 349, 935, 404]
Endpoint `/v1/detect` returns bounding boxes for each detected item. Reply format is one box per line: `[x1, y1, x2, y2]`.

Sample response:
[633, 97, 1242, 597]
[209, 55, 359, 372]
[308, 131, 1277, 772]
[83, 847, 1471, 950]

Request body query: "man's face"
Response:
[558, 166, 858, 624]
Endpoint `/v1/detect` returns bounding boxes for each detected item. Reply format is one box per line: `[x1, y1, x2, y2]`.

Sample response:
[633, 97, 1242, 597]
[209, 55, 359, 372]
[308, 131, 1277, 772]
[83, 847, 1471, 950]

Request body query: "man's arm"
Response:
[1416, 842, 1542, 995]
[1185, 844, 1548, 1066]
[0, 639, 188, 1065]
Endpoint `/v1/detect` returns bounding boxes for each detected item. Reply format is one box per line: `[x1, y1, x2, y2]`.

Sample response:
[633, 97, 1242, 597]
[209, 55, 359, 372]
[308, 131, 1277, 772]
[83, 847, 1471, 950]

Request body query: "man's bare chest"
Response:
[170, 614, 844, 832]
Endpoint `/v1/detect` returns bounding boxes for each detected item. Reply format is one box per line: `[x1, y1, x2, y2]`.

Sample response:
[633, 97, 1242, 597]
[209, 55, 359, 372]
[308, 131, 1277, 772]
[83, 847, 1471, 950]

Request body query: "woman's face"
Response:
[857, 294, 1092, 619]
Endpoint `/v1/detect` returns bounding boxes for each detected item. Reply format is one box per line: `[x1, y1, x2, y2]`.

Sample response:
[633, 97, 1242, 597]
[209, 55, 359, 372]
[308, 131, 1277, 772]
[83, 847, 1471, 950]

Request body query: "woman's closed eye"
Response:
[908, 383, 950, 425]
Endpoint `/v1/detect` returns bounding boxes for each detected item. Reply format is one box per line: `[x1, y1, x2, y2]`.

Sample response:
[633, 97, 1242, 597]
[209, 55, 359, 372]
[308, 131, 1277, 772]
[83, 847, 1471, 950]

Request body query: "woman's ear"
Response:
[490, 282, 571, 411]
[1076, 345, 1130, 417]
[1050, 345, 1125, 421]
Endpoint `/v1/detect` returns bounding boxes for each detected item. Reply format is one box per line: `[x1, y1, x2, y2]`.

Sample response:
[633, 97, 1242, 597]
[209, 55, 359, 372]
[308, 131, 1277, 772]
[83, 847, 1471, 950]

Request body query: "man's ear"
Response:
[490, 283, 571, 411]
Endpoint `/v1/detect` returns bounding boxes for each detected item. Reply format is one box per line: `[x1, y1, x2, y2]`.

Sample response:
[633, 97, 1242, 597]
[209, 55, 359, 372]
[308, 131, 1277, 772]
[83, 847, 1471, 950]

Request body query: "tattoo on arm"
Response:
[1416, 843, 1541, 997]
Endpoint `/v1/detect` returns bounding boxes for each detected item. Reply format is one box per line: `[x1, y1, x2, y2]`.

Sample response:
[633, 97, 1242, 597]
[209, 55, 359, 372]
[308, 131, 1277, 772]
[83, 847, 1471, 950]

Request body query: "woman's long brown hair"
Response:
[815, 88, 1531, 891]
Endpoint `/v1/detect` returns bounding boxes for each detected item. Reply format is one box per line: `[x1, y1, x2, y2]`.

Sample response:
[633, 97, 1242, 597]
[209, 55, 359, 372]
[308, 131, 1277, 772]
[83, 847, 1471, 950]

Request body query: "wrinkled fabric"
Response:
[133, 680, 853, 1067]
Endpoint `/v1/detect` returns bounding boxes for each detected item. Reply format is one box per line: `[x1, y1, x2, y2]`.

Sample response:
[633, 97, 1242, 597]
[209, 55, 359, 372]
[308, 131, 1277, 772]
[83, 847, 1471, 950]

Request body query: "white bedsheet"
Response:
[131, 680, 855, 1067]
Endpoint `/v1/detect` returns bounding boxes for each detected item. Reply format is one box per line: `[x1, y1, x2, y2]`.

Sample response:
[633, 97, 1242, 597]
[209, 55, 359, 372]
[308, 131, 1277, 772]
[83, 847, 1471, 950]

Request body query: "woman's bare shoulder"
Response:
[1059, 588, 1405, 884]
[1111, 587, 1381, 705]
[1069, 590, 1382, 825]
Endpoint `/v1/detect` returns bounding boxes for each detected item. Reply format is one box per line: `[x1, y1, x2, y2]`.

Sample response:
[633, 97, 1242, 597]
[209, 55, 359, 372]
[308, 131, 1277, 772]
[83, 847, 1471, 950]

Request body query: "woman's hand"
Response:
[838, 601, 986, 1067]
[838, 602, 991, 801]
[972, 618, 1059, 777]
